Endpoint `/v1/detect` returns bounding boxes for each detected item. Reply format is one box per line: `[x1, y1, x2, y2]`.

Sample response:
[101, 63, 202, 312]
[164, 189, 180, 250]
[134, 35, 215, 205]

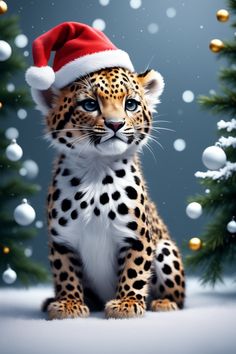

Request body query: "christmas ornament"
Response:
[189, 237, 202, 251]
[227, 218, 236, 233]
[0, 40, 12, 61]
[3, 246, 10, 254]
[186, 202, 202, 219]
[202, 145, 226, 170]
[216, 9, 229, 22]
[0, 1, 7, 14]
[22, 159, 39, 179]
[0, 101, 3, 109]
[209, 39, 224, 53]
[5, 139, 23, 161]
[14, 199, 36, 226]
[2, 266, 17, 284]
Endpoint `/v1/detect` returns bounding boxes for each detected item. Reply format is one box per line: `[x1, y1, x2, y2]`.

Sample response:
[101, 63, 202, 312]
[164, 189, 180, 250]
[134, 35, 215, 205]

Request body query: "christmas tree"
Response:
[0, 14, 48, 285]
[186, 1, 236, 285]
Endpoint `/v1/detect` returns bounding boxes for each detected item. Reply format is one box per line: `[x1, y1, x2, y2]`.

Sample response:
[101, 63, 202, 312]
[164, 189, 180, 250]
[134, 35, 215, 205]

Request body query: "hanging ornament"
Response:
[0, 40, 12, 61]
[227, 218, 236, 234]
[3, 246, 10, 254]
[0, 1, 7, 14]
[2, 265, 17, 284]
[188, 237, 202, 251]
[186, 202, 202, 219]
[209, 39, 224, 53]
[216, 9, 229, 22]
[202, 145, 226, 170]
[5, 139, 23, 161]
[14, 199, 36, 226]
[20, 160, 39, 179]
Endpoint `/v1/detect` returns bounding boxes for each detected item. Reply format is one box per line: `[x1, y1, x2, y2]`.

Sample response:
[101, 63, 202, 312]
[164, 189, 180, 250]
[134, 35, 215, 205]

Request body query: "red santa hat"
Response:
[25, 21, 134, 92]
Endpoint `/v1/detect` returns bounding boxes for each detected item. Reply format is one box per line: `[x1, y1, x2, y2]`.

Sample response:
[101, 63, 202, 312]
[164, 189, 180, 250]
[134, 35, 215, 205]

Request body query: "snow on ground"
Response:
[0, 277, 236, 354]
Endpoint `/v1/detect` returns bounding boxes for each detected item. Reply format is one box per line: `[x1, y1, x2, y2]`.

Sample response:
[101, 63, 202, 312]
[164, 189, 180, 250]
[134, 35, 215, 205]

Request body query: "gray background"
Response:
[5, 0, 232, 266]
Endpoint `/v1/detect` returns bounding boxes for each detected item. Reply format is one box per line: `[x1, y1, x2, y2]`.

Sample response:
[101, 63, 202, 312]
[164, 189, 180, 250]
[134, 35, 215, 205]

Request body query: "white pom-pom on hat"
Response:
[25, 66, 55, 90]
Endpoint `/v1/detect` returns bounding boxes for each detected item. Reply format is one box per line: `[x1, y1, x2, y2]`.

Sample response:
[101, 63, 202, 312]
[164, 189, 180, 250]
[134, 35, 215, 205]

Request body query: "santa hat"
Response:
[25, 22, 134, 111]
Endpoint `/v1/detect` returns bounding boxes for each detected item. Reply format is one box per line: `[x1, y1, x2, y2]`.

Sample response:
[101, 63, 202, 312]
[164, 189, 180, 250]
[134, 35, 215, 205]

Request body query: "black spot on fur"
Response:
[162, 264, 172, 275]
[165, 279, 174, 288]
[71, 209, 78, 219]
[173, 261, 180, 270]
[100, 193, 109, 205]
[74, 191, 85, 200]
[58, 217, 67, 226]
[60, 272, 68, 281]
[115, 169, 126, 178]
[133, 280, 146, 290]
[125, 186, 138, 200]
[94, 207, 100, 216]
[112, 191, 120, 200]
[127, 268, 137, 279]
[134, 256, 144, 265]
[162, 247, 170, 256]
[144, 260, 151, 271]
[53, 259, 62, 270]
[52, 189, 61, 201]
[70, 177, 80, 186]
[108, 210, 116, 220]
[117, 203, 128, 215]
[157, 253, 164, 262]
[61, 199, 72, 212]
[102, 175, 113, 184]
[127, 221, 138, 230]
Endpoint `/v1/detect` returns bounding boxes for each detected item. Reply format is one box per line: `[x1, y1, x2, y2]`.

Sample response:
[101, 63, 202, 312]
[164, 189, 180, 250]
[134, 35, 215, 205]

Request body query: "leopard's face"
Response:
[45, 67, 164, 157]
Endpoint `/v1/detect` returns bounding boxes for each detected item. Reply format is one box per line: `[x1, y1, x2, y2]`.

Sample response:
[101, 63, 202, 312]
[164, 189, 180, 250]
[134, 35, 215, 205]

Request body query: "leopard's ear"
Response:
[31, 87, 60, 115]
[137, 69, 164, 112]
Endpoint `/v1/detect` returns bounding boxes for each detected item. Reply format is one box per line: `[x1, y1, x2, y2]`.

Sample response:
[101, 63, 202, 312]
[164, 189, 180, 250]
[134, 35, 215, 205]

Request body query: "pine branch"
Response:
[0, 179, 40, 203]
[219, 68, 236, 87]
[198, 91, 236, 116]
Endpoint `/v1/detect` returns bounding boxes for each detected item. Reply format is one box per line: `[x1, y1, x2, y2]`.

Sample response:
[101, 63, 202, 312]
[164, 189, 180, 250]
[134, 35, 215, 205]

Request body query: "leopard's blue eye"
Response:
[79, 99, 99, 112]
[125, 99, 139, 112]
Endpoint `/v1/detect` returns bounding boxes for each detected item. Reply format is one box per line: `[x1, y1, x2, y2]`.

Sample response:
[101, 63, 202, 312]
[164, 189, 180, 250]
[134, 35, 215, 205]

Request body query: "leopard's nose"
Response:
[104, 119, 125, 132]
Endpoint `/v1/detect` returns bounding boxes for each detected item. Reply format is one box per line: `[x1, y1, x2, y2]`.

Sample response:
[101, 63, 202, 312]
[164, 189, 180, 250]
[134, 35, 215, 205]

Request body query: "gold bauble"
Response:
[209, 39, 224, 53]
[216, 9, 229, 22]
[0, 1, 8, 14]
[188, 237, 202, 251]
[3, 246, 10, 254]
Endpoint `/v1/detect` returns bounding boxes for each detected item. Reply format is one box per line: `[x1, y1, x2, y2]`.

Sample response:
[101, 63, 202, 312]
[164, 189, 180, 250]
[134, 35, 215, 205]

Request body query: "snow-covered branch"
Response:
[195, 161, 236, 180]
[217, 119, 236, 132]
[218, 136, 236, 148]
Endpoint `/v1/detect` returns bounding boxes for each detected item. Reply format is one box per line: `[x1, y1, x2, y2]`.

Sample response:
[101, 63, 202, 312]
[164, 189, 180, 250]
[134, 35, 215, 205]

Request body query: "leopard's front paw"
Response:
[105, 298, 146, 319]
[151, 298, 178, 312]
[47, 299, 90, 320]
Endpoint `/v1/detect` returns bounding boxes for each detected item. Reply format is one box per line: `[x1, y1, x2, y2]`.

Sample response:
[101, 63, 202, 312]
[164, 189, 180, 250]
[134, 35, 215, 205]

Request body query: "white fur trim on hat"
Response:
[54, 49, 134, 89]
[25, 66, 55, 90]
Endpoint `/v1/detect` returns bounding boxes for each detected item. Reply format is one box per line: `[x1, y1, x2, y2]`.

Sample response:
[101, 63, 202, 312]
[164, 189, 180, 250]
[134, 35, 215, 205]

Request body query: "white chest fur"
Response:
[50, 155, 141, 303]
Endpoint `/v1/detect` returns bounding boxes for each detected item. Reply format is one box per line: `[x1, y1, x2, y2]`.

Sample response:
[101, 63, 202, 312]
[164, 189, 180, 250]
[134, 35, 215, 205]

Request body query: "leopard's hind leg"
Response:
[149, 239, 185, 311]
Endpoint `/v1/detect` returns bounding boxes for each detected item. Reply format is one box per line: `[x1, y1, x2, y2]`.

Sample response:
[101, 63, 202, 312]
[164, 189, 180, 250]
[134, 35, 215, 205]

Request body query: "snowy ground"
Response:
[0, 277, 236, 354]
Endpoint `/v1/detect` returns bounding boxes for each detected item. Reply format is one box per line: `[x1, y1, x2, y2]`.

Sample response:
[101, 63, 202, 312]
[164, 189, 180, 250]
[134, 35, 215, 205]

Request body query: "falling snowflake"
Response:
[147, 23, 159, 34]
[17, 109, 27, 119]
[173, 139, 186, 151]
[166, 7, 176, 18]
[14, 34, 28, 48]
[92, 18, 106, 31]
[130, 0, 142, 10]
[182, 90, 194, 103]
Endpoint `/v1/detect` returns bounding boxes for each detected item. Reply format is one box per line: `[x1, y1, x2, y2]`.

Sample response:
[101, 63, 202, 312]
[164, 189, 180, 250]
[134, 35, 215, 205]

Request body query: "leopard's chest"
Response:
[50, 156, 142, 302]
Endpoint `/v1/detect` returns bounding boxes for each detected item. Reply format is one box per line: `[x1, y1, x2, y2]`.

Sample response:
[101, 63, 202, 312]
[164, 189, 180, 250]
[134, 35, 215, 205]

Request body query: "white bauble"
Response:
[22, 160, 39, 179]
[0, 40, 12, 61]
[227, 220, 236, 233]
[186, 202, 202, 219]
[6, 139, 23, 161]
[202, 145, 226, 170]
[2, 266, 17, 284]
[14, 199, 36, 226]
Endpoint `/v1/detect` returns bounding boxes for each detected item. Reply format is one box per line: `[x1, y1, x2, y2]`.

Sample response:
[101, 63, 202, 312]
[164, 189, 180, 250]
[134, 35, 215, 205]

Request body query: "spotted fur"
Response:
[40, 67, 185, 319]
